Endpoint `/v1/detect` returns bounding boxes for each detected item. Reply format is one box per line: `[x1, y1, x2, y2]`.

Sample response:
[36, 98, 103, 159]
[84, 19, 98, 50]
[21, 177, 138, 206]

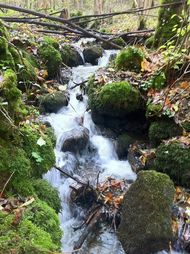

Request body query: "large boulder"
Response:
[118, 170, 175, 254]
[40, 91, 69, 113]
[83, 46, 103, 65]
[61, 126, 89, 154]
[61, 45, 83, 67]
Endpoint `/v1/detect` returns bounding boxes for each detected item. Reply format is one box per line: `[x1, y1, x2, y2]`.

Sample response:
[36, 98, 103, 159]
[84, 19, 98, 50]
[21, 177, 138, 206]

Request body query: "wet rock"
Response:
[118, 170, 175, 254]
[76, 93, 83, 101]
[59, 68, 72, 84]
[116, 133, 136, 159]
[39, 91, 69, 113]
[83, 46, 103, 65]
[61, 152, 79, 174]
[61, 126, 89, 154]
[61, 45, 83, 67]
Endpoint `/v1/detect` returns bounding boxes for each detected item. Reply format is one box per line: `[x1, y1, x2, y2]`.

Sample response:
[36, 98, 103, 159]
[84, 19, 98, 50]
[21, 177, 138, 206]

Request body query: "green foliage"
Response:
[20, 124, 55, 178]
[146, 103, 162, 118]
[149, 119, 183, 147]
[154, 142, 190, 187]
[141, 71, 166, 91]
[38, 44, 62, 78]
[88, 80, 142, 117]
[115, 46, 145, 72]
[32, 179, 61, 213]
[0, 21, 9, 39]
[24, 199, 62, 246]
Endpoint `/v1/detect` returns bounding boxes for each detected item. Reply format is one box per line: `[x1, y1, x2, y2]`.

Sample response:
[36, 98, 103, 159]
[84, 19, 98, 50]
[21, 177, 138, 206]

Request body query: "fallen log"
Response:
[0, 3, 122, 49]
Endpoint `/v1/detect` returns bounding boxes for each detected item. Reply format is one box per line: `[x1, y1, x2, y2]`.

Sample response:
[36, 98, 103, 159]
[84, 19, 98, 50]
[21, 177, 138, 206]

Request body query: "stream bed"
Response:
[43, 41, 184, 254]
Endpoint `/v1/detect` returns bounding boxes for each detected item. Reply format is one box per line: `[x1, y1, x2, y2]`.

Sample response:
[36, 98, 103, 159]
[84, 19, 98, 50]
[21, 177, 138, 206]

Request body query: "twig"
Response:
[0, 171, 15, 198]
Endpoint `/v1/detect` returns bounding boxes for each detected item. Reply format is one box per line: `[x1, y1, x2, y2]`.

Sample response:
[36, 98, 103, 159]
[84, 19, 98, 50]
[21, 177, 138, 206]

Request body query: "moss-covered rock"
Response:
[0, 211, 60, 254]
[88, 80, 143, 118]
[0, 21, 9, 39]
[154, 141, 190, 187]
[83, 46, 103, 65]
[115, 46, 145, 72]
[149, 119, 183, 147]
[153, 0, 183, 47]
[24, 199, 62, 246]
[118, 170, 175, 254]
[116, 133, 135, 159]
[43, 36, 59, 50]
[38, 44, 62, 78]
[20, 124, 55, 178]
[61, 44, 83, 67]
[39, 91, 68, 113]
[102, 37, 126, 49]
[32, 179, 61, 213]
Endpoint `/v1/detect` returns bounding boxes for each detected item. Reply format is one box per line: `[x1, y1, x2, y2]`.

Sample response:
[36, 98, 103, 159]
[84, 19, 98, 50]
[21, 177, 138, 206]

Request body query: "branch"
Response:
[0, 3, 122, 49]
[0, 17, 83, 35]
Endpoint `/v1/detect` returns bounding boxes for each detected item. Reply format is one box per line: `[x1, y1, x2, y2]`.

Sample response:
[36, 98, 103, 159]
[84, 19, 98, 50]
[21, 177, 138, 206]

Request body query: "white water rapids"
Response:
[43, 44, 184, 254]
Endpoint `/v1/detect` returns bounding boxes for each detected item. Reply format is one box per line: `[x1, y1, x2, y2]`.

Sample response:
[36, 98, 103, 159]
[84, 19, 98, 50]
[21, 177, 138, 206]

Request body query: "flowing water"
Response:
[43, 42, 184, 254]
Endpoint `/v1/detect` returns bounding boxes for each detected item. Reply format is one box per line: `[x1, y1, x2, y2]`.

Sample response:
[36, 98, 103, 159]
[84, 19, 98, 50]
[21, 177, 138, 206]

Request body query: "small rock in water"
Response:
[76, 93, 83, 101]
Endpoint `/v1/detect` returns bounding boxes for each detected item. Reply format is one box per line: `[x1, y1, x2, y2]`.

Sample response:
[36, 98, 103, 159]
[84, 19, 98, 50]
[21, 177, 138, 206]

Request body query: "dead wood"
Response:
[0, 3, 122, 49]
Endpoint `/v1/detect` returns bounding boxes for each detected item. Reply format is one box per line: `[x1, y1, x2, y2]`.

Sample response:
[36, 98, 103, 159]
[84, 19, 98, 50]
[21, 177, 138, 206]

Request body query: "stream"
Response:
[43, 40, 184, 254]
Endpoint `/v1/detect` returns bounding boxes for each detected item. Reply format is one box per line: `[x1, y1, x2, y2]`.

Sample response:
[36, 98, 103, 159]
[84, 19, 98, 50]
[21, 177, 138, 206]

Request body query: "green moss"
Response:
[149, 119, 183, 147]
[181, 121, 190, 132]
[118, 170, 175, 254]
[0, 21, 9, 39]
[0, 37, 15, 69]
[20, 124, 55, 178]
[2, 69, 22, 113]
[115, 46, 145, 72]
[38, 44, 62, 78]
[154, 142, 190, 187]
[0, 138, 31, 178]
[61, 45, 83, 67]
[89, 80, 142, 117]
[24, 199, 62, 246]
[117, 133, 135, 159]
[12, 178, 35, 197]
[146, 103, 162, 118]
[153, 0, 183, 47]
[43, 36, 59, 50]
[32, 179, 61, 213]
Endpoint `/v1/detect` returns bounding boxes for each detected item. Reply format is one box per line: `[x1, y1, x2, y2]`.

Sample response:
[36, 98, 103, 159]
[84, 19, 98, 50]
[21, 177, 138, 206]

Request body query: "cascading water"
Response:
[43, 41, 183, 254]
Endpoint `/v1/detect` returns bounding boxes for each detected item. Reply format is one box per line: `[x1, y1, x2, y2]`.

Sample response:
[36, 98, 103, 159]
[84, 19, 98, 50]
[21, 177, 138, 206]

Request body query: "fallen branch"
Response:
[54, 166, 87, 186]
[0, 3, 122, 49]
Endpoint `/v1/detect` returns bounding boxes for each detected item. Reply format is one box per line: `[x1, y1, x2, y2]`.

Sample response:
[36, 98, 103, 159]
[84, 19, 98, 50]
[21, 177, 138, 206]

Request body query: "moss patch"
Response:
[38, 44, 62, 78]
[115, 46, 145, 72]
[154, 142, 190, 187]
[149, 119, 183, 147]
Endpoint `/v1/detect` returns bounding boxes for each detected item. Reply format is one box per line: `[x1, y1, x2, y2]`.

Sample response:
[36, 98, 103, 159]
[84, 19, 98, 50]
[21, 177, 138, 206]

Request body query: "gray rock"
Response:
[40, 91, 69, 113]
[118, 170, 175, 254]
[83, 46, 103, 65]
[61, 126, 89, 154]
